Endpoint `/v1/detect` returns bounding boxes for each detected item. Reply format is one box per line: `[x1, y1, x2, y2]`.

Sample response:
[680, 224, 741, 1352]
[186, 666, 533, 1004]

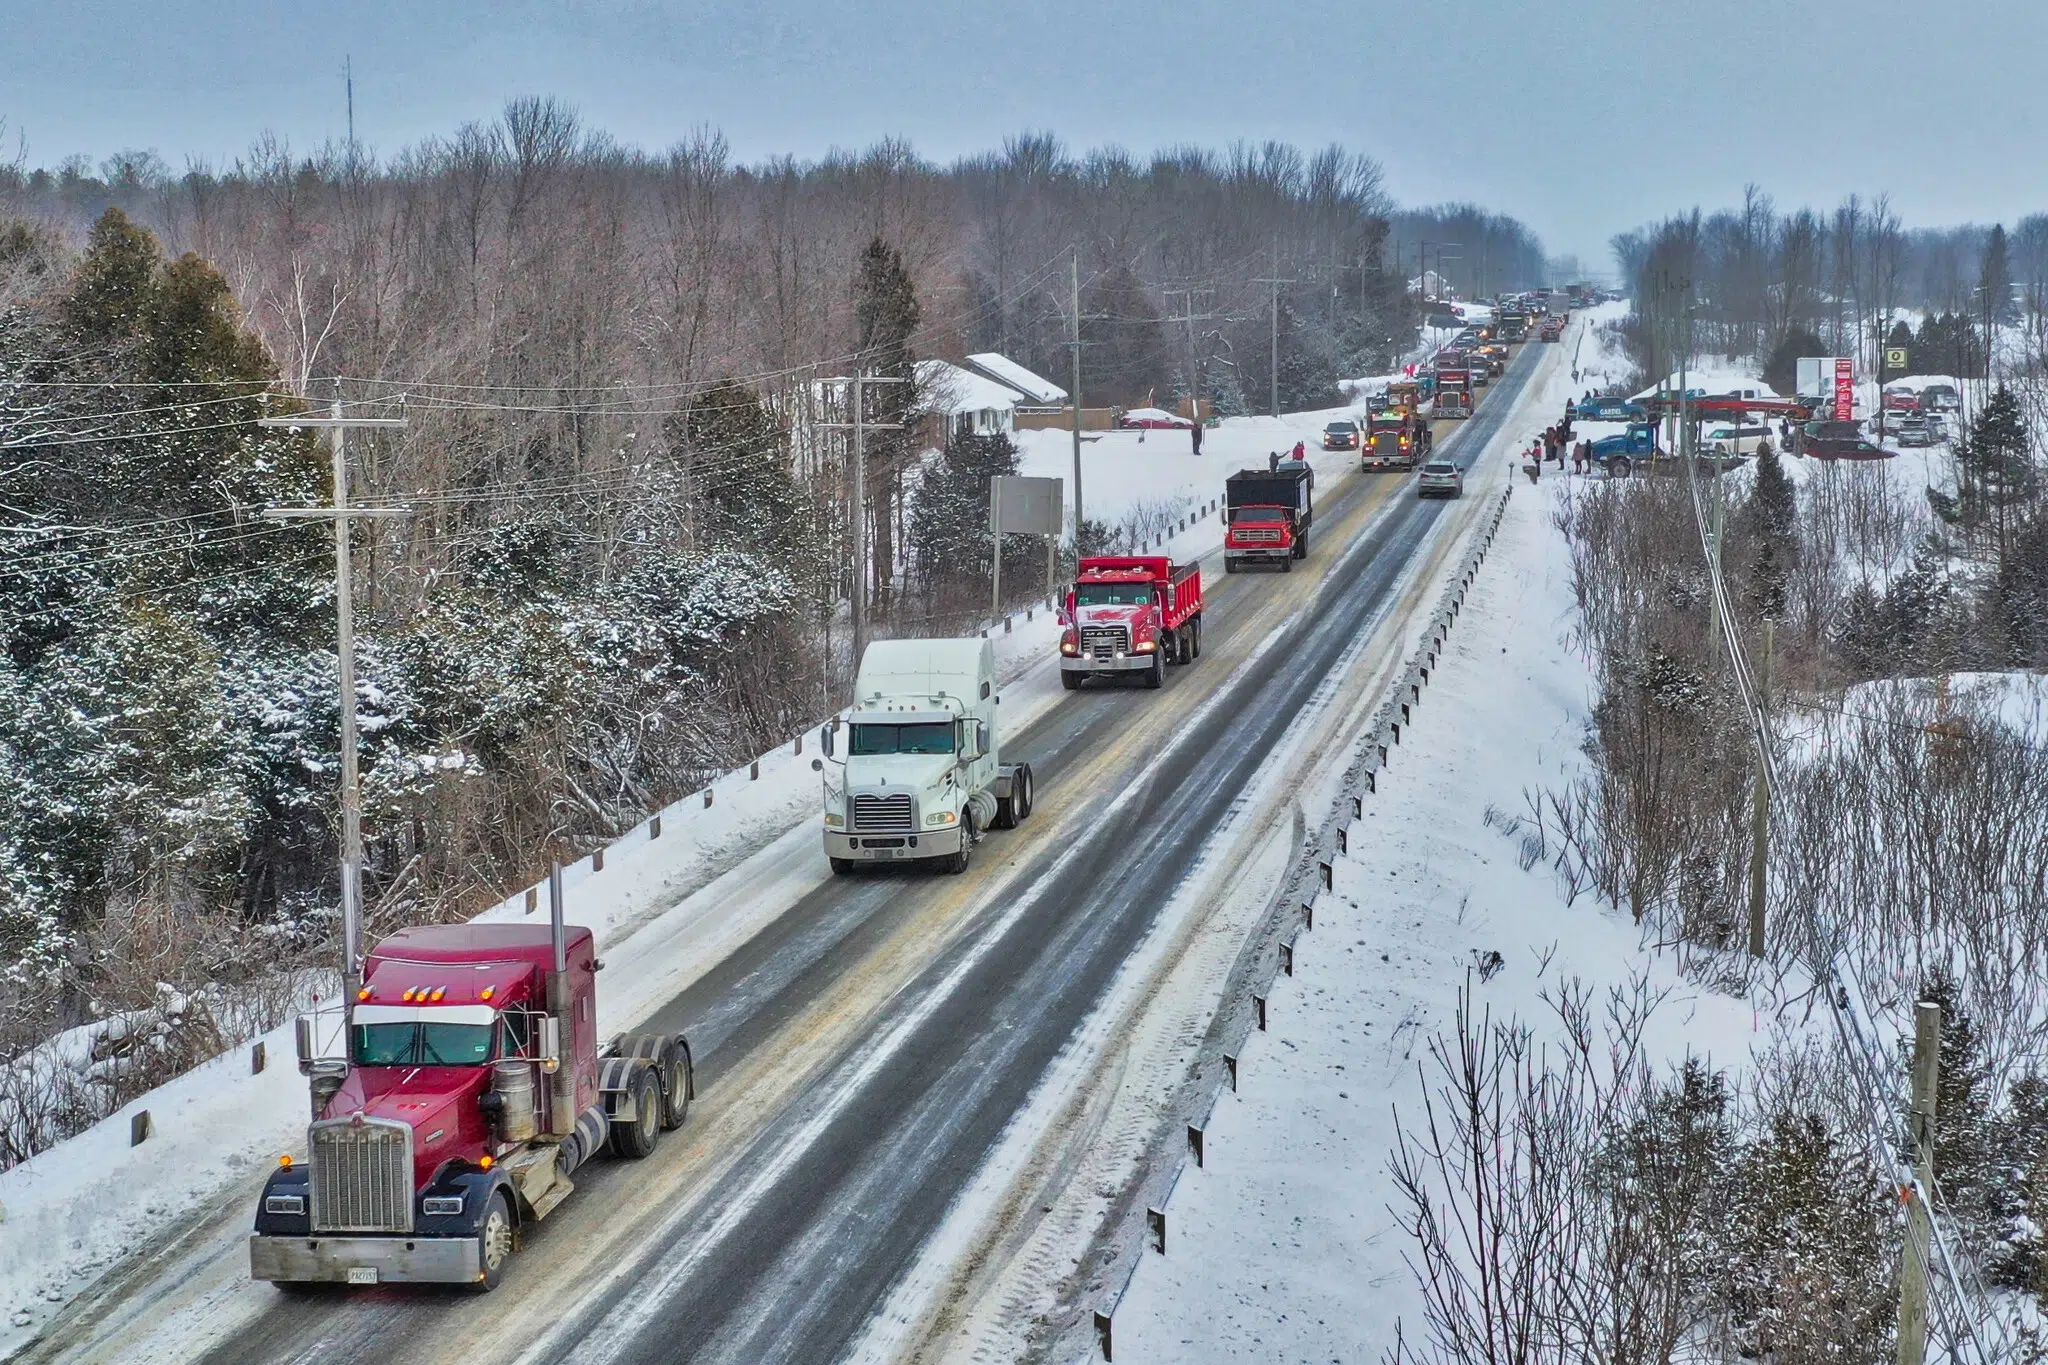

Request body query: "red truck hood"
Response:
[329, 1064, 492, 1184]
[1076, 604, 1150, 629]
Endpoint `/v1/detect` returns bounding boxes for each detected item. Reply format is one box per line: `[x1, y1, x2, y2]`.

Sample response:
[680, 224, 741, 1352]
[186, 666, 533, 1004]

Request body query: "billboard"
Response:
[1834, 357, 1855, 422]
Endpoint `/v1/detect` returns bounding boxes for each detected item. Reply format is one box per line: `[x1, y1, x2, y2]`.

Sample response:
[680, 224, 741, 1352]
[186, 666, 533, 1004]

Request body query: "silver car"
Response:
[1417, 460, 1463, 498]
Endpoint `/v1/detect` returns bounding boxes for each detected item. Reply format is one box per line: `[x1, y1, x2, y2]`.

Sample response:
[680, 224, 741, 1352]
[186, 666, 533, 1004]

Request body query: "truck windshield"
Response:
[1075, 583, 1153, 606]
[353, 1021, 494, 1066]
[849, 722, 954, 756]
[1230, 506, 1287, 523]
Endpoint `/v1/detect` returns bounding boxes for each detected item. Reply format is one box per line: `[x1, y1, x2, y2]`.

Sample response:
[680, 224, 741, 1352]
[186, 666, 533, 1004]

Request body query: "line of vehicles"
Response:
[246, 300, 1541, 1300]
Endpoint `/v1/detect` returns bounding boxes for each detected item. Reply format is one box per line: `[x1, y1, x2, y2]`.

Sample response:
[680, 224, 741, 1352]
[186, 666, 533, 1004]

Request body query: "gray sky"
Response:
[4, 0, 2043, 273]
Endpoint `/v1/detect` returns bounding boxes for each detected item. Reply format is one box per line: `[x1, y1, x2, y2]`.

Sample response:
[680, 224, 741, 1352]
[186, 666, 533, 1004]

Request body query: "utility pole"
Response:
[259, 399, 409, 1003]
[1898, 999, 1942, 1365]
[1748, 617, 1773, 958]
[817, 373, 905, 673]
[1162, 288, 1214, 425]
[1069, 253, 1085, 559]
[1253, 246, 1295, 418]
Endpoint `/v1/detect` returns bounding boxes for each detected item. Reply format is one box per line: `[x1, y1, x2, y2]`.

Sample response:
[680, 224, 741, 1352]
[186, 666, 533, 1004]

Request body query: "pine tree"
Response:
[852, 238, 921, 608]
[908, 427, 1021, 599]
[1958, 385, 2034, 558]
[1981, 223, 2015, 325]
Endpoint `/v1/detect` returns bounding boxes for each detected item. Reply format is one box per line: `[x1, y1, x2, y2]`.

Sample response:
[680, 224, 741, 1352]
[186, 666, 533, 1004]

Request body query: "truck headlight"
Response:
[1134, 640, 1156, 652]
[422, 1194, 465, 1217]
[265, 1194, 306, 1216]
[1060, 641, 1078, 656]
[926, 810, 957, 826]
[825, 812, 843, 828]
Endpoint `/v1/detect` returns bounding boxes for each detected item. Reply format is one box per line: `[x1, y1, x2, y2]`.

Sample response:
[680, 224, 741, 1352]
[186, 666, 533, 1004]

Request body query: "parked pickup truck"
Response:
[1060, 555, 1204, 690]
[1576, 395, 1650, 423]
[1224, 464, 1315, 572]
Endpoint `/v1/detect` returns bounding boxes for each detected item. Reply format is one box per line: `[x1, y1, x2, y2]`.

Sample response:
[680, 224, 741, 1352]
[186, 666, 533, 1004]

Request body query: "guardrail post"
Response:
[703, 789, 713, 809]
[1336, 825, 1348, 854]
[1279, 940, 1294, 976]
[1253, 994, 1267, 1030]
[525, 887, 539, 915]
[591, 848, 605, 872]
[750, 760, 760, 780]
[1188, 1123, 1205, 1168]
[1223, 1052, 1238, 1090]
[1146, 1207, 1167, 1253]
[1318, 861, 1333, 890]
[1366, 768, 1377, 792]
[130, 1110, 153, 1146]
[251, 1041, 267, 1075]
[1094, 1311, 1114, 1361]
[1302, 900, 1314, 930]
[650, 815, 662, 839]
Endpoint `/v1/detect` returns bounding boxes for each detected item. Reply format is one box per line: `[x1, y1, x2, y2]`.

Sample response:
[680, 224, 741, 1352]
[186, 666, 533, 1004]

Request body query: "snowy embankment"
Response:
[1102, 448, 1761, 1365]
[0, 405, 1365, 1349]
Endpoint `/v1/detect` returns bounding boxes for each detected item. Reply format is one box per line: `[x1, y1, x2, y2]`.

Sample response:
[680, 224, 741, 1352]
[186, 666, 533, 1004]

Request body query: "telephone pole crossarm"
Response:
[815, 373, 908, 674]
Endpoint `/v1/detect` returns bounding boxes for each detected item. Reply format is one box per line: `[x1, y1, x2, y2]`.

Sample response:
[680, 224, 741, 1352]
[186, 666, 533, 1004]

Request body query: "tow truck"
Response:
[1059, 555, 1204, 689]
[251, 919, 693, 1291]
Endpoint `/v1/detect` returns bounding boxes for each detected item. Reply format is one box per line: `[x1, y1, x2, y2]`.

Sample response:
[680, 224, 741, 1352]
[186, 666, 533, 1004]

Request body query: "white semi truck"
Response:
[814, 638, 1035, 874]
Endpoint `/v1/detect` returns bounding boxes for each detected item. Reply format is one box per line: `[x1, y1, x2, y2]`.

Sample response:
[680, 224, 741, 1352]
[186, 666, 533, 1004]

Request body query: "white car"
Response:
[1417, 460, 1463, 498]
[1704, 424, 1773, 457]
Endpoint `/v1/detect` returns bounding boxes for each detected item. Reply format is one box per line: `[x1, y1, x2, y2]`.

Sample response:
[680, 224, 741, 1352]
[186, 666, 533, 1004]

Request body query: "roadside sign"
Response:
[991, 476, 1063, 535]
[1834, 358, 1855, 422]
[1886, 347, 1910, 371]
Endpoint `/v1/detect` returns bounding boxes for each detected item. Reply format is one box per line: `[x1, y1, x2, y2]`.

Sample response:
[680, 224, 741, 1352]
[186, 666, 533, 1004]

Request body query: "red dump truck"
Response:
[1060, 555, 1204, 690]
[249, 917, 692, 1291]
[1363, 408, 1430, 470]
[1224, 463, 1315, 573]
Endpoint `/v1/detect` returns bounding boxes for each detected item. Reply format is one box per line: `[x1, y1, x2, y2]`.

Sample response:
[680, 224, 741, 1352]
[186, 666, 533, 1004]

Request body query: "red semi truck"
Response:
[1060, 555, 1204, 690]
[1433, 362, 1473, 418]
[1363, 409, 1430, 470]
[249, 918, 692, 1291]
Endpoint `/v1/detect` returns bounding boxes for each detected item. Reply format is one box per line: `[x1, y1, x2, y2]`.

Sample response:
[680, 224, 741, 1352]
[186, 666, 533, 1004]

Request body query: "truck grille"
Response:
[852, 792, 914, 833]
[1080, 626, 1129, 656]
[310, 1117, 414, 1233]
[1236, 528, 1281, 544]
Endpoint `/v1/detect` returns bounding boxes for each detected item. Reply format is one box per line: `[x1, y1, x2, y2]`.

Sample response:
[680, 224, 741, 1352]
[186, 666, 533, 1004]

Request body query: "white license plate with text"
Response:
[347, 1267, 379, 1285]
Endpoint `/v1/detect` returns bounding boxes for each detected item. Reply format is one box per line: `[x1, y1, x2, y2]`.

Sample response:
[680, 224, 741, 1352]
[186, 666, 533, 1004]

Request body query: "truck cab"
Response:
[250, 923, 692, 1291]
[1364, 409, 1427, 469]
[818, 638, 1033, 875]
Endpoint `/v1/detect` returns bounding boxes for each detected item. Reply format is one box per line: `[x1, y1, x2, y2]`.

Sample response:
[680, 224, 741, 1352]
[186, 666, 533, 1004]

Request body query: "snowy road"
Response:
[23, 344, 1556, 1365]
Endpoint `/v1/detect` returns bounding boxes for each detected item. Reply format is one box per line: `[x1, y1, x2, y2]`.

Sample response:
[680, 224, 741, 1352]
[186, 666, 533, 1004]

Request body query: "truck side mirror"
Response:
[820, 720, 835, 760]
[538, 1015, 562, 1073]
[294, 1014, 316, 1075]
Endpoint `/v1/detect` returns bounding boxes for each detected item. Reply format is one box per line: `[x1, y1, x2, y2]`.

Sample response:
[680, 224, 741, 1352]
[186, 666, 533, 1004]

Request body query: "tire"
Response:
[661, 1045, 691, 1130]
[1279, 555, 1293, 574]
[1013, 764, 1034, 821]
[611, 1068, 661, 1159]
[829, 855, 856, 875]
[1144, 649, 1164, 689]
[1613, 456, 1632, 479]
[1294, 530, 1309, 559]
[1189, 617, 1202, 661]
[945, 813, 974, 875]
[473, 1192, 514, 1293]
[1060, 671, 1082, 691]
[1224, 559, 1238, 574]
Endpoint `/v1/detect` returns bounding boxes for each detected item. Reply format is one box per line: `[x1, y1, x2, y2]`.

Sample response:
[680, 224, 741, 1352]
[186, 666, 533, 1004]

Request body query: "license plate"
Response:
[871, 847, 900, 860]
[347, 1267, 379, 1285]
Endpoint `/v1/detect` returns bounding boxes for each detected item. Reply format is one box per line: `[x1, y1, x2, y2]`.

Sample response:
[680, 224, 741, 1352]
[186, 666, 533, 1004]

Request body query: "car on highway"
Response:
[1539, 318, 1563, 342]
[1416, 459, 1463, 498]
[1321, 419, 1361, 450]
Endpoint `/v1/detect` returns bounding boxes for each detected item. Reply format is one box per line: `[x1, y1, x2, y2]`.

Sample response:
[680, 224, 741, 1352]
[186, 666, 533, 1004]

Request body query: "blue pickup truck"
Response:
[1575, 396, 1650, 423]
[1589, 423, 1661, 476]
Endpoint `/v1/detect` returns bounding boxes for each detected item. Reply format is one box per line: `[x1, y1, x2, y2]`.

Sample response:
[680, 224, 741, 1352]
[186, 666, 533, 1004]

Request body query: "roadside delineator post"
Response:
[1253, 995, 1267, 1030]
[650, 815, 662, 839]
[592, 848, 605, 872]
[1318, 861, 1333, 890]
[130, 1111, 153, 1146]
[703, 789, 713, 809]
[525, 888, 539, 915]
[1223, 1053, 1238, 1090]
[1146, 1207, 1166, 1253]
[1187, 1123, 1205, 1168]
[251, 1041, 267, 1075]
[1094, 1311, 1114, 1361]
[1279, 940, 1294, 976]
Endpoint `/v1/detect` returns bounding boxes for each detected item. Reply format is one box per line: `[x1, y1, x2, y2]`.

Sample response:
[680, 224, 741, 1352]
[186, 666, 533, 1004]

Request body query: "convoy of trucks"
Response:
[1060, 555, 1204, 689]
[243, 282, 1535, 1301]
[251, 920, 693, 1291]
[816, 637, 1032, 874]
[1223, 463, 1316, 572]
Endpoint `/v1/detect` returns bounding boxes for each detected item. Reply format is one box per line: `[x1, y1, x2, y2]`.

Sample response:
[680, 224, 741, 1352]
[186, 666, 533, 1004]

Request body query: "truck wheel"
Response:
[661, 1045, 692, 1130]
[830, 855, 856, 875]
[1613, 456, 1632, 479]
[1224, 559, 1238, 574]
[1191, 618, 1202, 660]
[1060, 671, 1082, 691]
[1144, 650, 1164, 689]
[945, 817, 973, 875]
[1014, 764, 1034, 821]
[474, 1192, 514, 1293]
[612, 1068, 662, 1160]
[1279, 555, 1293, 574]
[1294, 530, 1309, 559]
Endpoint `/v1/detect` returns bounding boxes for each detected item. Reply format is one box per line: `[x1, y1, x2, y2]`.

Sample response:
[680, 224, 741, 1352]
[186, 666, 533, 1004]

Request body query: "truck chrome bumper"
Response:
[1225, 548, 1293, 561]
[249, 1232, 482, 1285]
[825, 826, 964, 862]
[1060, 653, 1154, 673]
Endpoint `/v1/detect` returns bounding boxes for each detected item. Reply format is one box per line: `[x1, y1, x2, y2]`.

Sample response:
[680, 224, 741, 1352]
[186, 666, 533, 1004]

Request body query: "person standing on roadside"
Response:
[1191, 420, 1203, 456]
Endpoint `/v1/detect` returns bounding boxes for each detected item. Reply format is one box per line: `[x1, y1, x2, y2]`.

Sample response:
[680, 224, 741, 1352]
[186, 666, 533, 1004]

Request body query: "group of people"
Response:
[1265, 441, 1307, 471]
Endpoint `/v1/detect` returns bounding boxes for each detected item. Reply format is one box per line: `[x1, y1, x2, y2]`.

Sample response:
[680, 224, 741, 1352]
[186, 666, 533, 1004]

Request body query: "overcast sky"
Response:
[4, 0, 2043, 274]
